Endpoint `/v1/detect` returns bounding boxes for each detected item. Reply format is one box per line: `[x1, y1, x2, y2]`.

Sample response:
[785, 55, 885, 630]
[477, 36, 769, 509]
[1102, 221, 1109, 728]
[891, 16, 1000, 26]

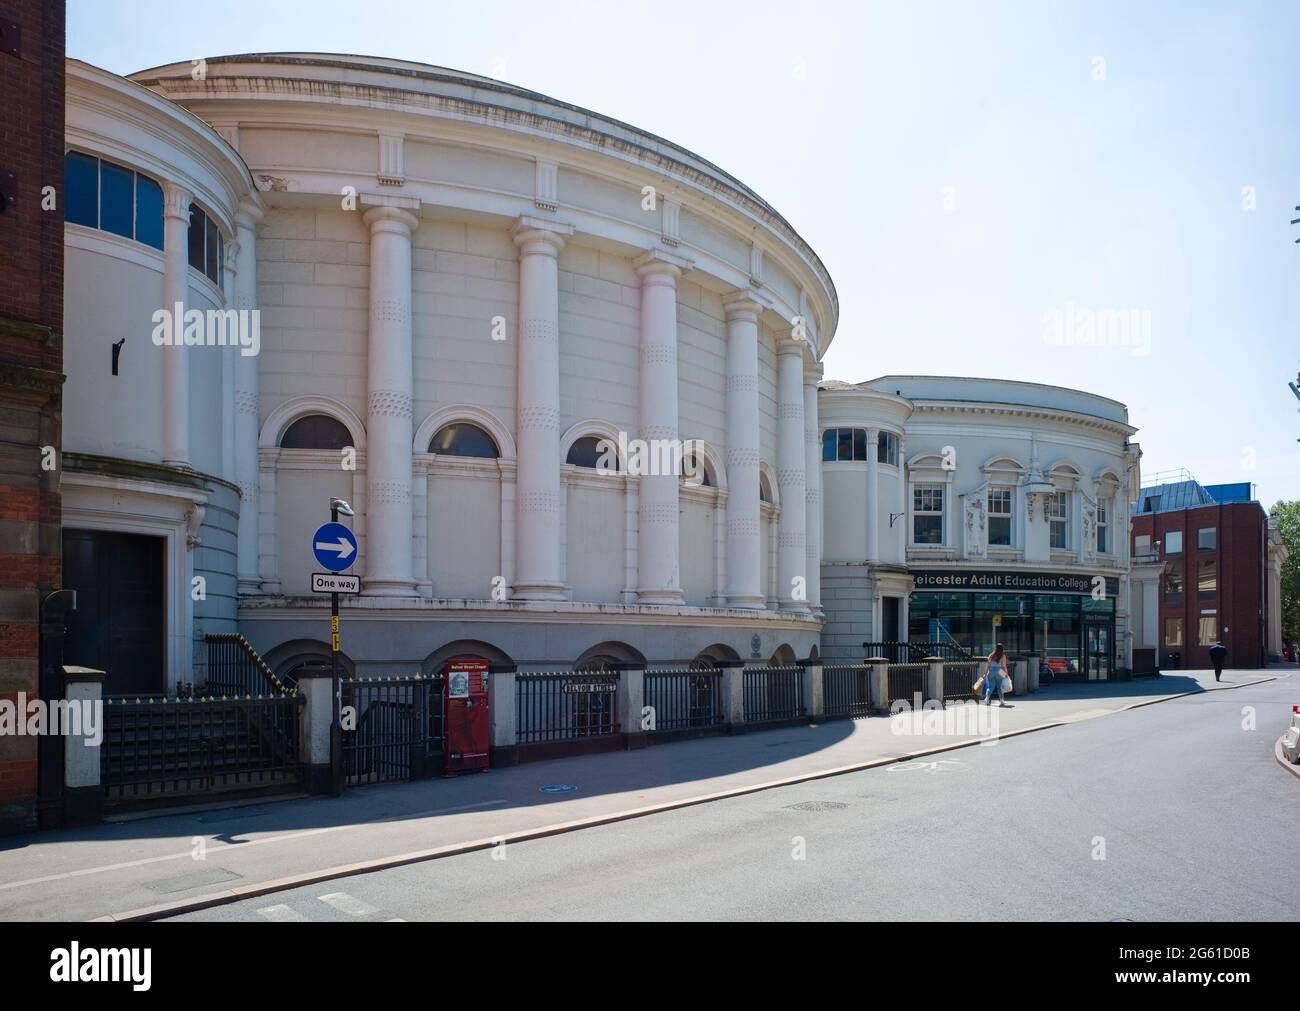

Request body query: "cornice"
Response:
[907, 400, 1136, 438]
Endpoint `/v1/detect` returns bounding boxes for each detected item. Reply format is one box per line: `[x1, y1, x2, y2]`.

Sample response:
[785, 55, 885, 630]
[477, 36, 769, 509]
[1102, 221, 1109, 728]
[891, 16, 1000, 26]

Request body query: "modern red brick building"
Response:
[1130, 477, 1272, 671]
[0, 0, 66, 834]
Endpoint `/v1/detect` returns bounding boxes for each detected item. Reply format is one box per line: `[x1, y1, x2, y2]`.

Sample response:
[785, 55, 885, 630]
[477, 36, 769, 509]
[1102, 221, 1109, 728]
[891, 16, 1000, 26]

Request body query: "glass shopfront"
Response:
[909, 580, 1117, 681]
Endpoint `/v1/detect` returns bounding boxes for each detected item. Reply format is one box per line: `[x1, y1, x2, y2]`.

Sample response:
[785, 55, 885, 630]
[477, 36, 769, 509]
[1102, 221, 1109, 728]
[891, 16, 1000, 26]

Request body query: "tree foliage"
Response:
[1269, 500, 1300, 643]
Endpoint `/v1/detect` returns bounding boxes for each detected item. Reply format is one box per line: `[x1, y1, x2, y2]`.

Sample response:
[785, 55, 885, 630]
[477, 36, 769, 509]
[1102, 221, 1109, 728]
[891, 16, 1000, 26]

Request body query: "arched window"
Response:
[64, 151, 164, 251]
[681, 448, 715, 487]
[430, 423, 498, 458]
[280, 414, 353, 450]
[760, 471, 774, 504]
[566, 436, 616, 471]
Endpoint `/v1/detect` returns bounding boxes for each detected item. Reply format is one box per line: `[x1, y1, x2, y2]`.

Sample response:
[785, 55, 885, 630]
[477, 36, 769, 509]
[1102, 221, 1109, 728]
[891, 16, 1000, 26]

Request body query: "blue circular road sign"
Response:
[312, 522, 358, 573]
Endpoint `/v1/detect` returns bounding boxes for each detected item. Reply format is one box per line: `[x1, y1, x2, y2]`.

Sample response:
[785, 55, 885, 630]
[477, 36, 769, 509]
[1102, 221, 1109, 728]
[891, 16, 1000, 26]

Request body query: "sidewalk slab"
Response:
[0, 669, 1278, 922]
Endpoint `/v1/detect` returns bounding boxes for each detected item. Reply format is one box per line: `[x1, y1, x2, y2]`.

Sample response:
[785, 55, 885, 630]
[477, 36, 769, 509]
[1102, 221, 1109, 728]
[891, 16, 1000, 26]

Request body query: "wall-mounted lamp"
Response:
[111, 338, 125, 375]
[889, 512, 905, 527]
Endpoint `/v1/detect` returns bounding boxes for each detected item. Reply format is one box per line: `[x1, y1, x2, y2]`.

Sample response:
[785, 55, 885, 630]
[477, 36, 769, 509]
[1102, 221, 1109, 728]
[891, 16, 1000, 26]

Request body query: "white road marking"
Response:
[256, 903, 307, 922]
[318, 892, 379, 917]
[0, 799, 510, 893]
[386, 917, 406, 922]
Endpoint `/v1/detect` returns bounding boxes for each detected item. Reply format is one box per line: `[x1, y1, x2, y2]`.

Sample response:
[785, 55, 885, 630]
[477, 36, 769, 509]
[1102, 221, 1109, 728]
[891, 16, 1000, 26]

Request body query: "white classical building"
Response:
[818, 376, 1142, 679]
[60, 54, 835, 689]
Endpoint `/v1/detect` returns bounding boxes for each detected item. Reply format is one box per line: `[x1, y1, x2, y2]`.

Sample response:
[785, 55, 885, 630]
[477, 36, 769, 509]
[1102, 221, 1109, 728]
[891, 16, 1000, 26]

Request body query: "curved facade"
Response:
[818, 376, 1141, 678]
[62, 54, 836, 686]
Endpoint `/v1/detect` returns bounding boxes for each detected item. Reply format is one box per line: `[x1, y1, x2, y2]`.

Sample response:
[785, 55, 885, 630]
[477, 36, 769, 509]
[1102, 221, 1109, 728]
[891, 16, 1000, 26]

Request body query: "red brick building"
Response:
[0, 0, 66, 834]
[1131, 479, 1269, 671]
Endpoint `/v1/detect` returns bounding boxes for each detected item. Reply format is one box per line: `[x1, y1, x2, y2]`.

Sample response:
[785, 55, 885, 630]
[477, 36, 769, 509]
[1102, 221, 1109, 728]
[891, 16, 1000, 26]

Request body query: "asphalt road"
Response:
[172, 672, 1300, 921]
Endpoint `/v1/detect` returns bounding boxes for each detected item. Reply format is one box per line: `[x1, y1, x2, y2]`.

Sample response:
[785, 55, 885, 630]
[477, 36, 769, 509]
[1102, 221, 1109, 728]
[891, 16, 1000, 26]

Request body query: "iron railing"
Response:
[822, 663, 873, 717]
[885, 663, 927, 706]
[101, 692, 303, 801]
[342, 674, 444, 785]
[204, 633, 295, 696]
[943, 661, 982, 701]
[516, 670, 621, 744]
[862, 641, 977, 664]
[643, 668, 723, 732]
[743, 665, 805, 723]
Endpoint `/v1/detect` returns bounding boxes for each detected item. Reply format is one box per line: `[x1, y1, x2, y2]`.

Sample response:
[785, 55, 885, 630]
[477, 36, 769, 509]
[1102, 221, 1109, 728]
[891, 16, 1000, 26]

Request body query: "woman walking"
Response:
[982, 642, 1009, 706]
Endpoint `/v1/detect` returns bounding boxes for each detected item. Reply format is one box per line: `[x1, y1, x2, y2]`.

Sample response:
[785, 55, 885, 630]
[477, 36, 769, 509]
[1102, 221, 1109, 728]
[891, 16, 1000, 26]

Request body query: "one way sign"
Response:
[312, 522, 357, 572]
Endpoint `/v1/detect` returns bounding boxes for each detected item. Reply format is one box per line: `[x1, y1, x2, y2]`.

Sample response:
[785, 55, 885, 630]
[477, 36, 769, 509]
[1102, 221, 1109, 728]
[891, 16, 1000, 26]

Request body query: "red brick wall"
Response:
[0, 0, 65, 834]
[1132, 501, 1267, 670]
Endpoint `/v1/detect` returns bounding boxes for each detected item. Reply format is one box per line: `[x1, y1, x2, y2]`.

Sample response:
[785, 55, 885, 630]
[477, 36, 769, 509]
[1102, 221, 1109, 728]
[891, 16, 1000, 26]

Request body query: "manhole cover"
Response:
[784, 800, 848, 812]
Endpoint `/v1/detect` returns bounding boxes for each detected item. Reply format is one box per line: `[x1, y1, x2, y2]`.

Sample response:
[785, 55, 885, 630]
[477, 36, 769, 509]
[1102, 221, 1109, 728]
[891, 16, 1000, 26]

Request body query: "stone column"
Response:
[722, 290, 765, 608]
[361, 197, 420, 596]
[634, 248, 691, 604]
[866, 428, 880, 563]
[233, 201, 263, 595]
[161, 181, 193, 468]
[803, 363, 823, 613]
[510, 216, 572, 600]
[776, 341, 808, 612]
[896, 434, 908, 559]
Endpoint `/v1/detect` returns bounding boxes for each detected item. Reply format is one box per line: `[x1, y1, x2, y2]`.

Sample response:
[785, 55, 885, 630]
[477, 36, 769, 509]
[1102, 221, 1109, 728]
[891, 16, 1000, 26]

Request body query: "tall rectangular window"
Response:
[1164, 565, 1183, 598]
[134, 175, 163, 250]
[64, 151, 99, 228]
[99, 160, 134, 239]
[1198, 612, 1218, 644]
[1198, 559, 1217, 599]
[1165, 530, 1183, 554]
[913, 483, 944, 544]
[988, 487, 1012, 546]
[1049, 491, 1069, 549]
[1164, 617, 1184, 647]
[876, 431, 899, 466]
[1134, 534, 1151, 556]
[1198, 527, 1216, 550]
[1096, 500, 1109, 553]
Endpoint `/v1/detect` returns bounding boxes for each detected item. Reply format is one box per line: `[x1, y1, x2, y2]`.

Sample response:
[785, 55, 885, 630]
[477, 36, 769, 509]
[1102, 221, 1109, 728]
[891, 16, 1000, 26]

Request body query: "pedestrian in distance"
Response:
[1208, 640, 1227, 682]
[982, 642, 1010, 706]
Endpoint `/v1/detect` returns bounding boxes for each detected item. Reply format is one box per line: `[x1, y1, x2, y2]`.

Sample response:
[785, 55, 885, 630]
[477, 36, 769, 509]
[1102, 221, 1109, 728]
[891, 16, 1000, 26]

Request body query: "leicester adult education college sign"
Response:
[912, 569, 1120, 597]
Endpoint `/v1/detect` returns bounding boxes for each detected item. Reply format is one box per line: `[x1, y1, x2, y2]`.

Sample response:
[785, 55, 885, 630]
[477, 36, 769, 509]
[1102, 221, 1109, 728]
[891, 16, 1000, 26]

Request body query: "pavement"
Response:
[0, 666, 1290, 922]
[171, 669, 1300, 922]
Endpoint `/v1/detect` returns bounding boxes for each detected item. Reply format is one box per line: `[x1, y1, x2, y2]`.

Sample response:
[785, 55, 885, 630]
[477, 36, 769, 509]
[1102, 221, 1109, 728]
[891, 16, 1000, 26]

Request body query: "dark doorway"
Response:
[62, 529, 165, 696]
[882, 597, 901, 641]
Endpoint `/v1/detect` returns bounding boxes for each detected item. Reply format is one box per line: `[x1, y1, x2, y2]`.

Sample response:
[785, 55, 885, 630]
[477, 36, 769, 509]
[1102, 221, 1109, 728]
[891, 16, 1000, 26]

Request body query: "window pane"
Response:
[1198, 528, 1216, 550]
[280, 415, 353, 450]
[134, 174, 163, 250]
[1165, 531, 1182, 554]
[430, 423, 499, 458]
[64, 151, 98, 227]
[837, 429, 853, 462]
[988, 516, 1011, 546]
[851, 428, 866, 461]
[1135, 534, 1151, 554]
[1164, 618, 1183, 647]
[1198, 560, 1216, 598]
[205, 219, 221, 284]
[913, 514, 943, 544]
[99, 160, 134, 239]
[1165, 566, 1183, 597]
[187, 204, 205, 272]
[1198, 615, 1217, 644]
[566, 436, 611, 470]
[822, 430, 836, 462]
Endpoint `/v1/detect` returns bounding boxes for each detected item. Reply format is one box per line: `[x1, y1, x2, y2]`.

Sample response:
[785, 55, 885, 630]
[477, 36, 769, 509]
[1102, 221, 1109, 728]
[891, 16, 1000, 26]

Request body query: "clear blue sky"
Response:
[68, 0, 1300, 508]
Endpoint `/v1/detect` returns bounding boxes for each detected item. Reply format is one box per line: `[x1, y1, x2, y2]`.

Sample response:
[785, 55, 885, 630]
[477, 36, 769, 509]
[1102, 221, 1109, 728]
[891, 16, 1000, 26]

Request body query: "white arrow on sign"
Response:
[314, 537, 355, 560]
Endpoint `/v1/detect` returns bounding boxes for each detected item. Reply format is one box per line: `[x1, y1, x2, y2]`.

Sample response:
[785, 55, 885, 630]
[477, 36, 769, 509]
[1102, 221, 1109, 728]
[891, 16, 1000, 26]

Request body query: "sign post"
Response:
[312, 515, 358, 797]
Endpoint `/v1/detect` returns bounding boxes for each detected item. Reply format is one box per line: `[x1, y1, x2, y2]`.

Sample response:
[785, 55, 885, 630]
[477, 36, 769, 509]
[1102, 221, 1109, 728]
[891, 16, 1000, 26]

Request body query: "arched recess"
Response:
[259, 396, 365, 596]
[691, 643, 740, 669]
[574, 640, 646, 670]
[413, 404, 516, 459]
[421, 639, 514, 675]
[560, 420, 629, 604]
[560, 420, 625, 471]
[414, 405, 514, 601]
[679, 438, 727, 608]
[263, 638, 356, 685]
[768, 643, 797, 666]
[680, 438, 728, 491]
[259, 395, 366, 451]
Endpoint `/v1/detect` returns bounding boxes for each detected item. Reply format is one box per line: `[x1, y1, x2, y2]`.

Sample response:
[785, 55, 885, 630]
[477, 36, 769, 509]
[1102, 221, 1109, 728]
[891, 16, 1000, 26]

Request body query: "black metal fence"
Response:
[862, 641, 976, 664]
[341, 673, 445, 786]
[743, 665, 805, 723]
[884, 663, 927, 706]
[102, 692, 303, 802]
[643, 668, 723, 732]
[204, 633, 295, 696]
[943, 661, 982, 701]
[822, 663, 873, 718]
[516, 670, 621, 744]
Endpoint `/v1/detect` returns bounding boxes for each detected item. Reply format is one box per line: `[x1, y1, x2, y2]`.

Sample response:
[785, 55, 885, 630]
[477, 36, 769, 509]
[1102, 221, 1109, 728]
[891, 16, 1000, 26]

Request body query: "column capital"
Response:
[162, 181, 193, 222]
[511, 214, 574, 255]
[634, 246, 693, 280]
[804, 360, 824, 384]
[721, 287, 771, 320]
[362, 194, 421, 234]
[776, 336, 807, 360]
[235, 199, 265, 230]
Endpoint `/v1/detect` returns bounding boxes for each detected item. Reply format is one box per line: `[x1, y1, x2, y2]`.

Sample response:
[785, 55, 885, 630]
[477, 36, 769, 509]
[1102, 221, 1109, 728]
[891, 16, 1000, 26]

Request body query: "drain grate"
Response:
[784, 800, 848, 812]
